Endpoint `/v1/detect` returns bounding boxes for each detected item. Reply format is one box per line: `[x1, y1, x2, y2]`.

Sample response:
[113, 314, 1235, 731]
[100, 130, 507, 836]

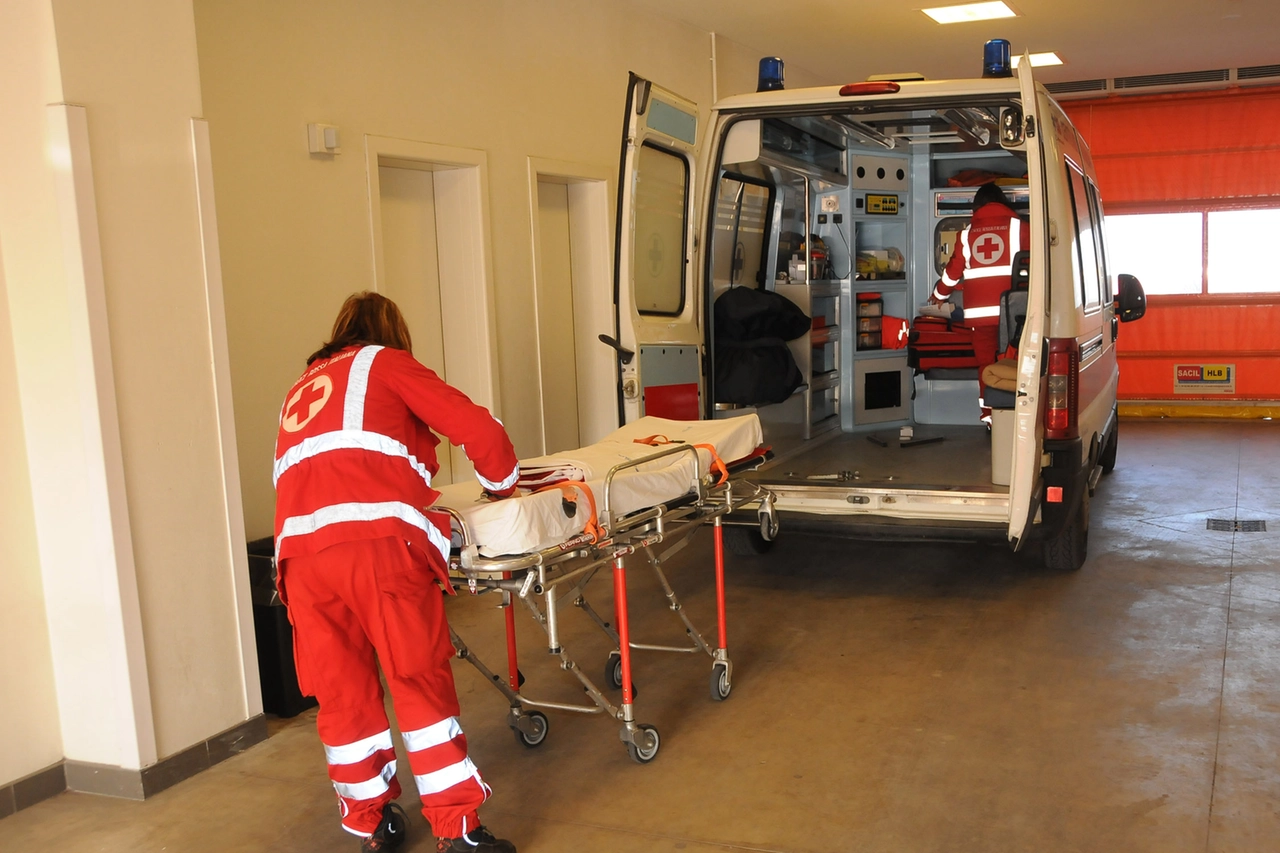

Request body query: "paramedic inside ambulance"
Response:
[928, 182, 1029, 419]
[273, 292, 519, 853]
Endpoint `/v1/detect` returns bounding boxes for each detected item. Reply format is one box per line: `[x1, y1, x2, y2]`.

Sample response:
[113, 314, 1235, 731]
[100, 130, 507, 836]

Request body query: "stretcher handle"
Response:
[632, 435, 730, 486]
[601, 442, 704, 528]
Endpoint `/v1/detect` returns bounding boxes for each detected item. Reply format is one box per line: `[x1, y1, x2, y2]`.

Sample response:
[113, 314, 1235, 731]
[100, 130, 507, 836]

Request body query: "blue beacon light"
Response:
[758, 57, 785, 92]
[983, 39, 1013, 78]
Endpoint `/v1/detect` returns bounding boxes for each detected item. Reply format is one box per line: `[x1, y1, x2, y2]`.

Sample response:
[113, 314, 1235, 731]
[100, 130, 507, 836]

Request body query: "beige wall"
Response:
[49, 0, 257, 759]
[0, 0, 259, 781]
[193, 0, 821, 539]
[0, 243, 63, 785]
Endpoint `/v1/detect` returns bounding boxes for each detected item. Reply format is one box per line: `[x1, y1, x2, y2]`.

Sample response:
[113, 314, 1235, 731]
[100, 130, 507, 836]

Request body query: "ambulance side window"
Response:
[1086, 179, 1112, 304]
[1066, 161, 1103, 312]
[633, 142, 690, 316]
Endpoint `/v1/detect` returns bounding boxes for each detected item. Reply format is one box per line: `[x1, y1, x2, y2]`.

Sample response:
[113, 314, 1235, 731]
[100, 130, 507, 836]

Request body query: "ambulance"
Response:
[603, 44, 1147, 571]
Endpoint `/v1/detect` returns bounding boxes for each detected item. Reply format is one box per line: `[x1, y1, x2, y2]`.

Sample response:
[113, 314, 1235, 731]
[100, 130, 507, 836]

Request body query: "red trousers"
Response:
[279, 537, 487, 839]
[969, 323, 1001, 413]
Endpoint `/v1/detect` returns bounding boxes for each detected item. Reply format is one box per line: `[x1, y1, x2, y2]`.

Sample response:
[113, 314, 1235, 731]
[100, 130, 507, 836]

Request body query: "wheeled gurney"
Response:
[435, 415, 777, 764]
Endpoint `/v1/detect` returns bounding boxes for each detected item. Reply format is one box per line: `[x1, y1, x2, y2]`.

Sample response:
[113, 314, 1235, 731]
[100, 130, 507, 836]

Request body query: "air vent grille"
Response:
[1238, 64, 1280, 80]
[1114, 69, 1230, 89]
[1046, 79, 1107, 95]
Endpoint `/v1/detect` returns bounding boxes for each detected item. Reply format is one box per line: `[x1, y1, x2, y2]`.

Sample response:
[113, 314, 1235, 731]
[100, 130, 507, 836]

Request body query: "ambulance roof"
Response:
[712, 76, 1028, 113]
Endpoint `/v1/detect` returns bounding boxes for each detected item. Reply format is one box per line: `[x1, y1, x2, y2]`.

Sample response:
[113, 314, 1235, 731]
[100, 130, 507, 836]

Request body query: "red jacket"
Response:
[273, 345, 518, 573]
[933, 202, 1029, 326]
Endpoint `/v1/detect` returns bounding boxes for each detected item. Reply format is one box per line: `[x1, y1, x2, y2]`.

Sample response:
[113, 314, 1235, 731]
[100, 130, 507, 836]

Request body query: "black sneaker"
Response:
[360, 803, 409, 852]
[435, 825, 516, 853]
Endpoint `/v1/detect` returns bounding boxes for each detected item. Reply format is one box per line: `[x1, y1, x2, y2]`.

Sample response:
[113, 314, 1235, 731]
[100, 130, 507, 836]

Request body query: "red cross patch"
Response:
[282, 375, 333, 433]
[973, 233, 1006, 264]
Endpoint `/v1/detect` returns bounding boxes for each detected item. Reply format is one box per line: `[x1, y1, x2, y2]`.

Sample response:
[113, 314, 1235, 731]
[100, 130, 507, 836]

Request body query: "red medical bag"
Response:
[906, 316, 979, 371]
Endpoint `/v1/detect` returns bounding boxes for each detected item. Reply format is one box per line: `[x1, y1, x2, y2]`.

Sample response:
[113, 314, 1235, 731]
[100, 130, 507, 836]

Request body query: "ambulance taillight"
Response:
[1046, 338, 1079, 439]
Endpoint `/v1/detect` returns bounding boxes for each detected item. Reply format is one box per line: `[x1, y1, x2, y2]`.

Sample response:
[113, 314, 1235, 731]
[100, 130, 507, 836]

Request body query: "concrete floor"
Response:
[3, 419, 1278, 852]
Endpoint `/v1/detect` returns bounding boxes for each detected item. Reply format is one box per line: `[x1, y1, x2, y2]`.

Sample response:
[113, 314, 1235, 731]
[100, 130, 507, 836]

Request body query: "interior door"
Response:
[610, 73, 703, 424]
[1007, 59, 1049, 548]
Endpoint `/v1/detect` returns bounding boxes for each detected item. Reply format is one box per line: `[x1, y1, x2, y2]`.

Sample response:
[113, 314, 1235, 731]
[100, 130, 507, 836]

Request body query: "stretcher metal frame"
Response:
[442, 443, 777, 764]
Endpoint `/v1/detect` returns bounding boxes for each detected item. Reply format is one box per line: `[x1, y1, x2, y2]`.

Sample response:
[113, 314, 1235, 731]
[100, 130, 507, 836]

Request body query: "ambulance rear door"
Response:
[1007, 59, 1050, 549]
[607, 74, 704, 425]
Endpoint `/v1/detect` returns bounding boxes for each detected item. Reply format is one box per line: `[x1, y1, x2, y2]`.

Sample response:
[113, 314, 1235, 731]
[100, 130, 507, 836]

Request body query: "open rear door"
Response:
[1007, 59, 1049, 549]
[608, 74, 703, 425]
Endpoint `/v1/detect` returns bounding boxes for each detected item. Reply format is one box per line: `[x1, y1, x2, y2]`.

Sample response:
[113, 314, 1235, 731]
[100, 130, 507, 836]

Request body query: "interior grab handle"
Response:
[598, 334, 635, 365]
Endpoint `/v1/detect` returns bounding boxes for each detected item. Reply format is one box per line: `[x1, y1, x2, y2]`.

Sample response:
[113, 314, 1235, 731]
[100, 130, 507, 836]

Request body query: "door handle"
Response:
[598, 334, 635, 365]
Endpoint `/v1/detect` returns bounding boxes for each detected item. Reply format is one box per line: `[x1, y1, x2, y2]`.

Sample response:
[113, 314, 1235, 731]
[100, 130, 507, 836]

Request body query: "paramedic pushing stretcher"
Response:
[274, 292, 519, 853]
[929, 182, 1029, 418]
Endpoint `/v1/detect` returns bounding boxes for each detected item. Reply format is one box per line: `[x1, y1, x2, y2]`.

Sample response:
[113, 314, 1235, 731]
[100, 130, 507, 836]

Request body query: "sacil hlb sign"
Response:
[1174, 364, 1235, 394]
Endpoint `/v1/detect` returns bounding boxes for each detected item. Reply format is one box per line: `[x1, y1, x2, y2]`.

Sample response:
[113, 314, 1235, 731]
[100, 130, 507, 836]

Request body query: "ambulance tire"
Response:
[1043, 490, 1089, 572]
[1099, 422, 1119, 474]
[724, 526, 774, 556]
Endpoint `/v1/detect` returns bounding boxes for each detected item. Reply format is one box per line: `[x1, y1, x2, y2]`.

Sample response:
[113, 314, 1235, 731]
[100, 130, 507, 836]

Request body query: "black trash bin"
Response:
[247, 537, 317, 718]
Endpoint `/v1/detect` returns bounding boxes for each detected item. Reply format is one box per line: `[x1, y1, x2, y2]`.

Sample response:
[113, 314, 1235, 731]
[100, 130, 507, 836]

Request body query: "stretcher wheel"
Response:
[605, 652, 638, 698]
[512, 711, 548, 749]
[626, 725, 660, 764]
[710, 664, 731, 701]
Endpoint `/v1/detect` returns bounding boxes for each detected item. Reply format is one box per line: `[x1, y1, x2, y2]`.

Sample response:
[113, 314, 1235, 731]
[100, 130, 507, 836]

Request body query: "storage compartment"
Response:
[913, 373, 982, 425]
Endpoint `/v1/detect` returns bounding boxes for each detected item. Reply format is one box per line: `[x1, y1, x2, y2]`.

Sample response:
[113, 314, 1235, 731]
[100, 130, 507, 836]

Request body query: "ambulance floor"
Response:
[753, 423, 1003, 491]
[2, 419, 1278, 852]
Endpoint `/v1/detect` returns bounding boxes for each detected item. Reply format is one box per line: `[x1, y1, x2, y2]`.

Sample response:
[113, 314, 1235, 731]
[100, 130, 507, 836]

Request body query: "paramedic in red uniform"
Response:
[929, 182, 1029, 418]
[273, 292, 519, 853]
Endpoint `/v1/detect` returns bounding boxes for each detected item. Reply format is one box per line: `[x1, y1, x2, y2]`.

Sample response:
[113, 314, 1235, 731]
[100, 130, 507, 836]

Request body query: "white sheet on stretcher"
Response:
[434, 415, 763, 558]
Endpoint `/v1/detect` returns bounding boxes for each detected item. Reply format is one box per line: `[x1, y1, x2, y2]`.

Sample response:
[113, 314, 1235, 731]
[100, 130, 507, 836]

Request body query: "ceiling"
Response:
[624, 0, 1280, 88]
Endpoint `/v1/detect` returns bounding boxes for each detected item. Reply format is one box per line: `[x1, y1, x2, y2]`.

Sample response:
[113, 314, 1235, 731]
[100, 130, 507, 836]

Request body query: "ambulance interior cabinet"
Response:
[247, 537, 318, 718]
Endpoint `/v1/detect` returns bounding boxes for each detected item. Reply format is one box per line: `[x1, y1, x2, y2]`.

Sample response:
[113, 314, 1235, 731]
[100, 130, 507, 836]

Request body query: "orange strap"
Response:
[632, 436, 729, 486]
[534, 482, 604, 543]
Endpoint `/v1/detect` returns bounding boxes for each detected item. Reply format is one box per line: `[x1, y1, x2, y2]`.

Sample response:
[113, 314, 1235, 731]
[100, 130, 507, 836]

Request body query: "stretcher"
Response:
[434, 415, 776, 764]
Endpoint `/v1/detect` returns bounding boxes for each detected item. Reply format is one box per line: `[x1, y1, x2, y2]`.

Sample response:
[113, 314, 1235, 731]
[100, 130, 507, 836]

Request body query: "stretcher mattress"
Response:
[434, 415, 763, 558]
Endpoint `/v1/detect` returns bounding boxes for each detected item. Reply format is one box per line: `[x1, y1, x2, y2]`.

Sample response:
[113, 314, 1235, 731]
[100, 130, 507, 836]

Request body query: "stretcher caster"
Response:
[710, 662, 732, 701]
[510, 711, 548, 748]
[625, 724, 660, 764]
[605, 652, 638, 698]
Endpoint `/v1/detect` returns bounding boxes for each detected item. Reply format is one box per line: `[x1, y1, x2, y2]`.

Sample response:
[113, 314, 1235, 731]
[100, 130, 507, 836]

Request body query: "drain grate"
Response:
[1206, 518, 1267, 533]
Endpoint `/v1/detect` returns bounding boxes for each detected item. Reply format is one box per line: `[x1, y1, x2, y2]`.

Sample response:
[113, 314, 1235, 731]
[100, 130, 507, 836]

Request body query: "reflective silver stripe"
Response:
[403, 717, 463, 753]
[932, 285, 949, 301]
[414, 757, 480, 795]
[965, 305, 1001, 319]
[475, 465, 518, 493]
[960, 225, 972, 266]
[940, 270, 960, 287]
[1009, 215, 1021, 253]
[967, 266, 1012, 279]
[273, 429, 433, 488]
[325, 729, 394, 766]
[343, 346, 383, 431]
[333, 761, 397, 801]
[279, 500, 452, 567]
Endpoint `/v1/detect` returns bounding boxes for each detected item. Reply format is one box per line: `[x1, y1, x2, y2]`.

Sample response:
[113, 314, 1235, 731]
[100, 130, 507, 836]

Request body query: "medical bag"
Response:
[906, 315, 980, 371]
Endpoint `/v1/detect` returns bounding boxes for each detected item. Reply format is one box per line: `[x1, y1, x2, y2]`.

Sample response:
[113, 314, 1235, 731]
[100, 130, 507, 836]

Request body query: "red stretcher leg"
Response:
[502, 571, 520, 691]
[612, 555, 636, 710]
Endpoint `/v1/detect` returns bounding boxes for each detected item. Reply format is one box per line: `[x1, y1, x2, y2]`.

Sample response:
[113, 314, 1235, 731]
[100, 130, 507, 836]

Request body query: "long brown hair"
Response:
[307, 292, 413, 365]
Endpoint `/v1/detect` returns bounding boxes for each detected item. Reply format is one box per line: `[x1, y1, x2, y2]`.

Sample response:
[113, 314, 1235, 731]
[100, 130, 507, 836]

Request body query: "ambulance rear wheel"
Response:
[1043, 490, 1089, 572]
[1099, 421, 1119, 474]
[725, 526, 774, 556]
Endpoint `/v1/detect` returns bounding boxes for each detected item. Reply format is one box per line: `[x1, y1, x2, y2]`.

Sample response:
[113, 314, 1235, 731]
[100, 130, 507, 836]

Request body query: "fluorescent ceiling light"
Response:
[1011, 52, 1064, 68]
[922, 2, 1017, 24]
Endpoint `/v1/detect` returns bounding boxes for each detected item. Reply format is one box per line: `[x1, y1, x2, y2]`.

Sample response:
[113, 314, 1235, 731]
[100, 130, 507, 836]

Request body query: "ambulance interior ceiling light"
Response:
[922, 1, 1017, 25]
[1011, 52, 1064, 68]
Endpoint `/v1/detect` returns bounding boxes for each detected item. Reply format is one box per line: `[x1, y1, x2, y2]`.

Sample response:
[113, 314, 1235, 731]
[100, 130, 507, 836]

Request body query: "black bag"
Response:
[713, 287, 809, 405]
[714, 286, 811, 343]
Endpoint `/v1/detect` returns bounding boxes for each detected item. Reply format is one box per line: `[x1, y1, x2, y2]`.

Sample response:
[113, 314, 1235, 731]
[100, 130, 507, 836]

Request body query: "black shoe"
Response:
[435, 825, 516, 853]
[360, 803, 409, 852]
